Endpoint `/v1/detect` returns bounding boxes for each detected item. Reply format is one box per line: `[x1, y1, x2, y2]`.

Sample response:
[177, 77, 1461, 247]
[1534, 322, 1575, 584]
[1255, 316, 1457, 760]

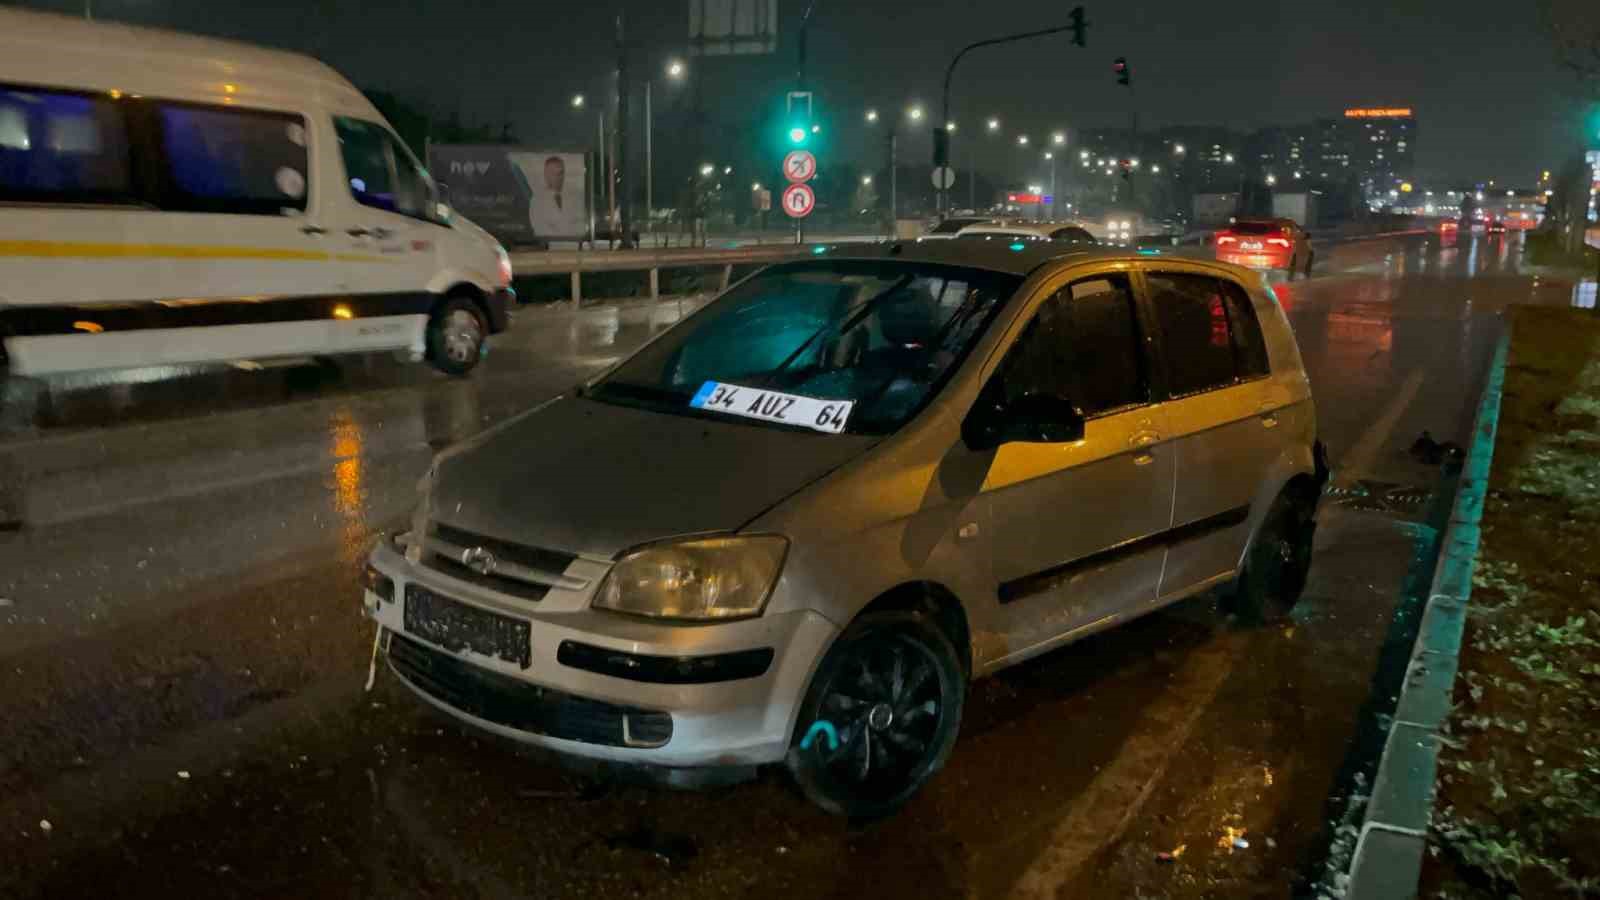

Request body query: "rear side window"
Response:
[997, 273, 1148, 417]
[1146, 272, 1268, 396]
[1220, 280, 1270, 378]
[1051, 227, 1097, 243]
[157, 104, 308, 215]
[0, 86, 131, 203]
[334, 117, 431, 219]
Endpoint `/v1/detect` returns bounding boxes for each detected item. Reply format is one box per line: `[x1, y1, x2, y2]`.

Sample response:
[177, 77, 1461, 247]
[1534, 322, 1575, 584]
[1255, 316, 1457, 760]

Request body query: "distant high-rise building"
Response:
[1324, 108, 1417, 198]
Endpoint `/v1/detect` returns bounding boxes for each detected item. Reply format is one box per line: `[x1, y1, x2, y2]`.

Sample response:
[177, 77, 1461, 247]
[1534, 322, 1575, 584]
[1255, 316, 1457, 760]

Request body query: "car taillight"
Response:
[1216, 234, 1237, 245]
[1267, 237, 1291, 247]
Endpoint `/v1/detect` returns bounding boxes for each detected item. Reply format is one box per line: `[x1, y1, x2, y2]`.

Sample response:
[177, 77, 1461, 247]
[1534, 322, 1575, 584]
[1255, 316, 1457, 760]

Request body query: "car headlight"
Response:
[594, 535, 788, 621]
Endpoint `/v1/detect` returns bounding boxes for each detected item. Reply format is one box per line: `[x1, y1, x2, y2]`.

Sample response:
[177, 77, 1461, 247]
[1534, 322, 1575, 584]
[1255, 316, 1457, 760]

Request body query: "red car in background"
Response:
[1215, 217, 1314, 276]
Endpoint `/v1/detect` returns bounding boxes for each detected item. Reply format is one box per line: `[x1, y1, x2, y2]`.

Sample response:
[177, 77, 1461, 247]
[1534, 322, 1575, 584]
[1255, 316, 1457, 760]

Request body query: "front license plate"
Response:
[689, 381, 853, 434]
[404, 585, 532, 669]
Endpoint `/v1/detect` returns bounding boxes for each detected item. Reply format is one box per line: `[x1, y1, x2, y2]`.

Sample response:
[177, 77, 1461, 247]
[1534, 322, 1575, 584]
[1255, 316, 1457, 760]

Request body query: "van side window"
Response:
[156, 104, 308, 215]
[0, 86, 131, 203]
[334, 117, 431, 220]
[1147, 272, 1264, 396]
[996, 273, 1148, 417]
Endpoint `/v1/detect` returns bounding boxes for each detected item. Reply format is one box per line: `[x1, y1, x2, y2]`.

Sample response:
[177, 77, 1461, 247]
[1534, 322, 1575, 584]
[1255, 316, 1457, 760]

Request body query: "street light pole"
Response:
[938, 10, 1087, 213]
[645, 80, 653, 244]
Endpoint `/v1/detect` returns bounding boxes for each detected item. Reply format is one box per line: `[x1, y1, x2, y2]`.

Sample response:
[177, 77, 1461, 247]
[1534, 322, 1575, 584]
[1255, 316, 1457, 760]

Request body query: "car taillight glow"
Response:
[1216, 234, 1237, 245]
[1267, 237, 1291, 247]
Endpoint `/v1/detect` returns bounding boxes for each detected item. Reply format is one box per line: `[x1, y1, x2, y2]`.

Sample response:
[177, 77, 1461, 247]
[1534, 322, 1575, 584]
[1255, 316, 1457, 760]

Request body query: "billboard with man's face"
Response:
[428, 145, 588, 245]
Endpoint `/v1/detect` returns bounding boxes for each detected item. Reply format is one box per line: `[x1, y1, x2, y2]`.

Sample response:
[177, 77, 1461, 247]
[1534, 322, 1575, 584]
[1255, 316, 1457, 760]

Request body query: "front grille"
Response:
[389, 634, 673, 748]
[434, 523, 577, 573]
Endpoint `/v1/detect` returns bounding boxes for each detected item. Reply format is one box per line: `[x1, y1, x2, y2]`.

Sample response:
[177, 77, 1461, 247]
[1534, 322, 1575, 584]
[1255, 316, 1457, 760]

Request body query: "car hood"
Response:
[427, 395, 880, 559]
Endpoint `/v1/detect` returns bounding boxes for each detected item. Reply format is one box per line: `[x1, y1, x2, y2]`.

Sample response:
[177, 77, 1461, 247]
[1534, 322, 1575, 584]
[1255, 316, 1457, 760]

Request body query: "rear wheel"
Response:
[1228, 490, 1317, 625]
[426, 296, 487, 376]
[787, 611, 964, 819]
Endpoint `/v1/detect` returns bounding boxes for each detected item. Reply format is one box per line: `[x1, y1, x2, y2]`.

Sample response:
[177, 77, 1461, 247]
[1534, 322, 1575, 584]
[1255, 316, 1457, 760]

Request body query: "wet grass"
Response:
[1421, 305, 1600, 898]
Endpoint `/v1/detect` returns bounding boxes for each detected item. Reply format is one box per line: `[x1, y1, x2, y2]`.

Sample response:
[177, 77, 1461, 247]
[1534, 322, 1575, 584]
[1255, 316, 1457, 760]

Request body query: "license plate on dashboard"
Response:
[404, 585, 532, 669]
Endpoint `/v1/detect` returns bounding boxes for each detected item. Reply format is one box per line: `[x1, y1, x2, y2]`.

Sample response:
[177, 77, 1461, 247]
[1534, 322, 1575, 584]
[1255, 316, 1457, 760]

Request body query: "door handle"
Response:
[300, 225, 328, 235]
[346, 227, 370, 237]
[369, 227, 394, 240]
[1260, 412, 1280, 428]
[1128, 431, 1161, 448]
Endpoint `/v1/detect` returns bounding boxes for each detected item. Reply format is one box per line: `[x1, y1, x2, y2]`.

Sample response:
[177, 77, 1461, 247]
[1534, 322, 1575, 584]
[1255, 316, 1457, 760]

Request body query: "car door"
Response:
[1140, 268, 1280, 600]
[326, 115, 444, 303]
[978, 269, 1175, 663]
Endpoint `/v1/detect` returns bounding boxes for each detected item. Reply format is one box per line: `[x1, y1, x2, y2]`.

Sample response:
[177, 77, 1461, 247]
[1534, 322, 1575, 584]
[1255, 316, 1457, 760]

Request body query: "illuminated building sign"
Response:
[1007, 193, 1051, 204]
[1344, 108, 1413, 118]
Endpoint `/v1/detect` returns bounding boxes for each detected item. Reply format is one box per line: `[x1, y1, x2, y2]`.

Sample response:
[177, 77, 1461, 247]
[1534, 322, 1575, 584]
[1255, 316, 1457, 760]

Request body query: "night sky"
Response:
[12, 0, 1590, 187]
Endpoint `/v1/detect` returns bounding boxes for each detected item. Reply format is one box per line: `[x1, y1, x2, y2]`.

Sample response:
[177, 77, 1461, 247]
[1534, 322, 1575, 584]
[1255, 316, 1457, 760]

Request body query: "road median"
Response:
[1347, 304, 1600, 898]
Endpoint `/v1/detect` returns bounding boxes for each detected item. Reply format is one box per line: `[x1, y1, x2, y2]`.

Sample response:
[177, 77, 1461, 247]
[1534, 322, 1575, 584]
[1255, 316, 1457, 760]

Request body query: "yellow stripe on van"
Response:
[0, 240, 392, 263]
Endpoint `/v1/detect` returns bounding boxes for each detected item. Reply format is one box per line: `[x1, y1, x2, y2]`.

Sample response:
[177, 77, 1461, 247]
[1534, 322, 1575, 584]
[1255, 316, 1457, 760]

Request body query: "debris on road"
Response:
[1233, 837, 1250, 850]
[177, 771, 190, 780]
[1156, 844, 1187, 863]
[38, 819, 52, 834]
[0, 597, 12, 607]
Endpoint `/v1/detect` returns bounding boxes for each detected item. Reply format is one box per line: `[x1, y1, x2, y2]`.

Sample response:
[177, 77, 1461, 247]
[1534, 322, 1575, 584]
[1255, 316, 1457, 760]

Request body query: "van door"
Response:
[978, 271, 1174, 663]
[1141, 270, 1279, 599]
[325, 116, 444, 308]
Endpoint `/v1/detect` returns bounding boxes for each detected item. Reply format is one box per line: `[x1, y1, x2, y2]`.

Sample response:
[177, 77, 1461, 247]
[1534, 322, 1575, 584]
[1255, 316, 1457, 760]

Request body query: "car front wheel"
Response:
[787, 610, 964, 819]
[427, 296, 487, 376]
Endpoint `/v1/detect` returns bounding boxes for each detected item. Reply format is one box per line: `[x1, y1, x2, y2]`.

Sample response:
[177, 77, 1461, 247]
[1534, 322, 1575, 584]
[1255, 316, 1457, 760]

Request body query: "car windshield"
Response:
[587, 260, 1022, 435]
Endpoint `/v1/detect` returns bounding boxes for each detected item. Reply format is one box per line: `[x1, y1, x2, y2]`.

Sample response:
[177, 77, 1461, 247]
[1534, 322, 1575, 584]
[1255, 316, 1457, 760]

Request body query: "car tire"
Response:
[426, 295, 487, 376]
[1227, 490, 1317, 625]
[787, 610, 964, 819]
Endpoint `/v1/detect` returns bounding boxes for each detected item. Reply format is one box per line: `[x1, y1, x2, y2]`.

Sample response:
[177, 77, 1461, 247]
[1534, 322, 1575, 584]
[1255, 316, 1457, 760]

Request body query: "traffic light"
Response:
[1113, 57, 1130, 87]
[785, 91, 813, 148]
[1069, 6, 1087, 48]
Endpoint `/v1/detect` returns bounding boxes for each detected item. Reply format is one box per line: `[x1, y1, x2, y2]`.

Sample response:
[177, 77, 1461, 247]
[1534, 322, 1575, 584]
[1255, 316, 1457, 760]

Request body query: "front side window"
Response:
[994, 273, 1147, 417]
[0, 86, 131, 203]
[590, 261, 1022, 435]
[157, 104, 308, 215]
[1147, 272, 1265, 396]
[334, 117, 432, 219]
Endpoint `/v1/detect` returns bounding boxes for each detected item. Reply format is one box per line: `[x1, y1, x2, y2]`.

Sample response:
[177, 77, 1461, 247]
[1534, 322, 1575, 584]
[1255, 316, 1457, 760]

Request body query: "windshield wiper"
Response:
[758, 275, 914, 387]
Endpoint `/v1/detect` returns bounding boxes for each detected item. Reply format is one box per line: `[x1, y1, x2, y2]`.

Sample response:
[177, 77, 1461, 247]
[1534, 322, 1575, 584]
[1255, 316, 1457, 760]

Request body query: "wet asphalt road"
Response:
[0, 231, 1587, 899]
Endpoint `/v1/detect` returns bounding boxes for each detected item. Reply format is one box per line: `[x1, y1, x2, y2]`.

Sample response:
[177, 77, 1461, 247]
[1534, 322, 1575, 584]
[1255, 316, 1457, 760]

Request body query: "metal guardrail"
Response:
[508, 244, 830, 303]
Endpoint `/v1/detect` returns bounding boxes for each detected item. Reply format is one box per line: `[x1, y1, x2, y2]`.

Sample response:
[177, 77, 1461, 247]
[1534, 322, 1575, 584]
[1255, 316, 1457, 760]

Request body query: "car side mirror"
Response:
[963, 390, 1086, 451]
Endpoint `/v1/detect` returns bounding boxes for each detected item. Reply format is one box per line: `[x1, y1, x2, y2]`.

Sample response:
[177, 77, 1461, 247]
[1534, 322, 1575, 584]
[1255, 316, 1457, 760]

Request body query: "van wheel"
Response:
[427, 296, 487, 376]
[1228, 491, 1316, 625]
[787, 611, 963, 819]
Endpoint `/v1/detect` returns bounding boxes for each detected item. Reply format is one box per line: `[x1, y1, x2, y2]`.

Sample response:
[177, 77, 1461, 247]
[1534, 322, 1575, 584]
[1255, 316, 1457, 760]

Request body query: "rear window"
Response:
[1229, 221, 1287, 235]
[929, 217, 987, 235]
[157, 103, 309, 215]
[0, 86, 132, 203]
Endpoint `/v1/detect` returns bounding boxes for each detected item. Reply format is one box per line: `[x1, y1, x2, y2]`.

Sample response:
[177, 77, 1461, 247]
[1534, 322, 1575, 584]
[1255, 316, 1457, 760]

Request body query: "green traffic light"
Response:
[789, 127, 808, 144]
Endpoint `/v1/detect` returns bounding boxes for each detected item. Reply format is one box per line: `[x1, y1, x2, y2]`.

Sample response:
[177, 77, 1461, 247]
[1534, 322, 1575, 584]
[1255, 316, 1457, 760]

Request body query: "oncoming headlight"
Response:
[594, 536, 788, 621]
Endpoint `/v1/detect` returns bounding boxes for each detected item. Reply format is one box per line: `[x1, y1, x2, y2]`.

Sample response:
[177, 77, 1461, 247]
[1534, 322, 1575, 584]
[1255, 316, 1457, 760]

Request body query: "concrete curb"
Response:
[1344, 332, 1509, 898]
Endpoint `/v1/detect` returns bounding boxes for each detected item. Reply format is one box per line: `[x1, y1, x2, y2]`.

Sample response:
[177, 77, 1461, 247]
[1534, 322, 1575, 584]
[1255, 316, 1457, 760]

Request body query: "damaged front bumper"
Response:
[363, 537, 838, 770]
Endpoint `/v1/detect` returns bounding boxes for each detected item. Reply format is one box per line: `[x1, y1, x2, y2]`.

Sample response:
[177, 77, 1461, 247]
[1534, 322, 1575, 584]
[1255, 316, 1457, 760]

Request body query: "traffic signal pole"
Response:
[935, 7, 1088, 216]
[794, 0, 818, 245]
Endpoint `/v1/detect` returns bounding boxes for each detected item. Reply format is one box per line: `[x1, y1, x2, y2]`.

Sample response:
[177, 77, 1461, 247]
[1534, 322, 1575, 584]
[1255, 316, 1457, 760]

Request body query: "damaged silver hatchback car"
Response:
[363, 240, 1326, 817]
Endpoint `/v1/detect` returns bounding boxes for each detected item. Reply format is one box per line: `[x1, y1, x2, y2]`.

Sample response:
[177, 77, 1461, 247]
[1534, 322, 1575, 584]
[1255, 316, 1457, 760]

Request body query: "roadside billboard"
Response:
[428, 145, 589, 245]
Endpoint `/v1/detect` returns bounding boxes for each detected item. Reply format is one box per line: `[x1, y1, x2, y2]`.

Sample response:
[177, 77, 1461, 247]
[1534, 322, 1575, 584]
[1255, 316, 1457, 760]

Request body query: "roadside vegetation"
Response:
[1422, 305, 1600, 898]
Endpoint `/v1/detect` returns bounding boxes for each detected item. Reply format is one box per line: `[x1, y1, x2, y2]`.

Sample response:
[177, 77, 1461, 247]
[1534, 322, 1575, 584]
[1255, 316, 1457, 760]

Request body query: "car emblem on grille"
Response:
[461, 546, 497, 576]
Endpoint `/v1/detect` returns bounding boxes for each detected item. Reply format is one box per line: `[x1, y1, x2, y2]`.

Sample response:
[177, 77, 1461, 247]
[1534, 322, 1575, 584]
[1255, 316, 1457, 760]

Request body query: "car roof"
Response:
[807, 238, 1256, 281]
[0, 7, 379, 119]
[958, 223, 1093, 237]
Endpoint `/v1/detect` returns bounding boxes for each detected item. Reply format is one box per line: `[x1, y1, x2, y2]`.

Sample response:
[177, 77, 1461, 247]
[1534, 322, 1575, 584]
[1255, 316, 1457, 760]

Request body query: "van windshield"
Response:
[588, 260, 1022, 435]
